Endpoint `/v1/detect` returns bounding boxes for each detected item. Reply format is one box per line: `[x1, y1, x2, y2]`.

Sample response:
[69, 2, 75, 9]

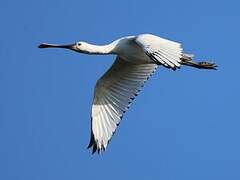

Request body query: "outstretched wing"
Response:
[135, 34, 183, 70]
[88, 57, 158, 154]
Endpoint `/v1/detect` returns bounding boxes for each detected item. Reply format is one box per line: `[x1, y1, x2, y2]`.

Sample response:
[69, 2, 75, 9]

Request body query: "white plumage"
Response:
[91, 57, 158, 151]
[39, 34, 217, 154]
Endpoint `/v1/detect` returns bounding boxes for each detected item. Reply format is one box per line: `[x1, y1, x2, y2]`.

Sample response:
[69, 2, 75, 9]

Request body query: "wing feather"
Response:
[88, 56, 158, 153]
[135, 34, 183, 70]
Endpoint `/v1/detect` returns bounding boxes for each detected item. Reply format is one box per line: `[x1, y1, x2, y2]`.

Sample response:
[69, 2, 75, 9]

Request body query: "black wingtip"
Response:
[88, 117, 97, 154]
[87, 127, 98, 154]
[92, 144, 97, 154]
[88, 137, 98, 155]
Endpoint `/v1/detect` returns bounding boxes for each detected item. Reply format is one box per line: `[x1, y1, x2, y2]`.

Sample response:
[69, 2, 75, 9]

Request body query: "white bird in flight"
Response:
[39, 34, 217, 154]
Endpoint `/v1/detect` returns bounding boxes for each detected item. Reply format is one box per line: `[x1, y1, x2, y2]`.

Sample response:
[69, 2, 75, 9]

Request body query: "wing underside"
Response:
[88, 57, 158, 153]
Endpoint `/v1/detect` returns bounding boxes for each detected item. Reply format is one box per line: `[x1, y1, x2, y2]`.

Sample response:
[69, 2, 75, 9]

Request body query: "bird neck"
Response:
[82, 41, 117, 55]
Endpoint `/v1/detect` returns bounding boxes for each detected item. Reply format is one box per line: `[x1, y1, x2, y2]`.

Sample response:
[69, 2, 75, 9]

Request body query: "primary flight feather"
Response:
[39, 34, 217, 154]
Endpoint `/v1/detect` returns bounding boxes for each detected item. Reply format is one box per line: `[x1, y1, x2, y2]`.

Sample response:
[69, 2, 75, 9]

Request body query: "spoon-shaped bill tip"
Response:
[38, 43, 53, 48]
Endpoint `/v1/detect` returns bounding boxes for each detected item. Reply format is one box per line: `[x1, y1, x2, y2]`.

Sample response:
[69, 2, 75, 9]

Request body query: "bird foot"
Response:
[197, 61, 218, 70]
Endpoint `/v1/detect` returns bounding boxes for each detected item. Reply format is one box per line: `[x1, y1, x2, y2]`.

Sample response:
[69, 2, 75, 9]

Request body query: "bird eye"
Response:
[77, 43, 81, 46]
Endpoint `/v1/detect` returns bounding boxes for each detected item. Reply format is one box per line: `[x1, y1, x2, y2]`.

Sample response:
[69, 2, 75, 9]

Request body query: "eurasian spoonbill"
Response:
[39, 34, 217, 154]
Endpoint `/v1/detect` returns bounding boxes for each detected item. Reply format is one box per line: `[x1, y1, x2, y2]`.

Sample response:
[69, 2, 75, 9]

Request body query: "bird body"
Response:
[39, 34, 217, 154]
[112, 36, 150, 63]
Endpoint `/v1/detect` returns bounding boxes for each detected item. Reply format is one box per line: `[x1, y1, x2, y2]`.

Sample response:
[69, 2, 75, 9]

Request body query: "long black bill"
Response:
[38, 43, 76, 50]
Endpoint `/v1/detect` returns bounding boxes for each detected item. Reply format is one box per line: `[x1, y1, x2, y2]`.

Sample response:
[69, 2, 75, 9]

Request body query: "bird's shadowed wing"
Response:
[135, 34, 183, 70]
[88, 56, 158, 154]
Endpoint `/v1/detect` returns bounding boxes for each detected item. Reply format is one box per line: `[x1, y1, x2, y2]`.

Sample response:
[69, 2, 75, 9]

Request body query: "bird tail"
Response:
[180, 53, 217, 70]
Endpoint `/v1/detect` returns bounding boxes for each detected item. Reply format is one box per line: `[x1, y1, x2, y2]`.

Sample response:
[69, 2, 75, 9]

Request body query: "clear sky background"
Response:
[1, 0, 240, 179]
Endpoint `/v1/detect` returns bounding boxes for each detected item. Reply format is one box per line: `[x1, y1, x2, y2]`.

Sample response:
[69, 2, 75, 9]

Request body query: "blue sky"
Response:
[1, 0, 240, 179]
